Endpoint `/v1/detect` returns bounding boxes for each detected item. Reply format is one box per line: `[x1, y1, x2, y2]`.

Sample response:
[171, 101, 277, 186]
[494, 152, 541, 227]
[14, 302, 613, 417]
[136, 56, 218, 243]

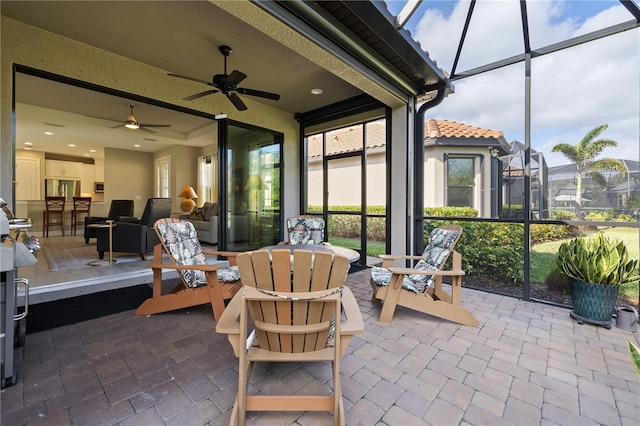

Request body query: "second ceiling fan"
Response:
[168, 45, 280, 111]
[114, 103, 171, 133]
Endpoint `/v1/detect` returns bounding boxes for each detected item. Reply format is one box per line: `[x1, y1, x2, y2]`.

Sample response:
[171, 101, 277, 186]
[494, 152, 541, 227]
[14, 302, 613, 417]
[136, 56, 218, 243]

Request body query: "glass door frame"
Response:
[217, 119, 284, 251]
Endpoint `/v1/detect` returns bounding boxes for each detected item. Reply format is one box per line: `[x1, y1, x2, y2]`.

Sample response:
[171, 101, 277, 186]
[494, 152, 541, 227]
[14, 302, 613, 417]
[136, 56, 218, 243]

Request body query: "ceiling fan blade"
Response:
[227, 92, 247, 111]
[139, 127, 157, 133]
[236, 87, 280, 100]
[140, 124, 171, 128]
[167, 73, 212, 86]
[183, 89, 219, 101]
[225, 70, 247, 86]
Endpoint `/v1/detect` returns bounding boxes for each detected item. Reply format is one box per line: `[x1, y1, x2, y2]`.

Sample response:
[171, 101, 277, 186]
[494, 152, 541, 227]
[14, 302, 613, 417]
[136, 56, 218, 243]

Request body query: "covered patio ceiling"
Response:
[1, 0, 450, 159]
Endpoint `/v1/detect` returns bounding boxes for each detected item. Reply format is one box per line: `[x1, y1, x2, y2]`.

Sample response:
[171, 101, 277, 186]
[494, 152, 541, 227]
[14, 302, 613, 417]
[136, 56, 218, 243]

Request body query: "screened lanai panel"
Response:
[426, 62, 524, 219]
[306, 133, 324, 211]
[531, 31, 640, 222]
[528, 0, 634, 50]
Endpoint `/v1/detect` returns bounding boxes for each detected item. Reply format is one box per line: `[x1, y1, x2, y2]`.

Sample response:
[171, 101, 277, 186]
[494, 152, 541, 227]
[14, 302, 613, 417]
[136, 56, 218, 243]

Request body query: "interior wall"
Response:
[0, 16, 300, 223]
[155, 145, 200, 213]
[104, 148, 154, 217]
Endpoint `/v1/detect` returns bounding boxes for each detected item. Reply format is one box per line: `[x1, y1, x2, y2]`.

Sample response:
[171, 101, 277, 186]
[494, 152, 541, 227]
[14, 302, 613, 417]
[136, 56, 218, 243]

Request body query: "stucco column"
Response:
[388, 104, 411, 256]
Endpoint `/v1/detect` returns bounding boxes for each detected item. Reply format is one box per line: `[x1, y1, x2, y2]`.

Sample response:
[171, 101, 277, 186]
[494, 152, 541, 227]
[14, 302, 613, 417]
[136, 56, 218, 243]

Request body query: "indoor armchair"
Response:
[96, 198, 171, 260]
[84, 199, 134, 243]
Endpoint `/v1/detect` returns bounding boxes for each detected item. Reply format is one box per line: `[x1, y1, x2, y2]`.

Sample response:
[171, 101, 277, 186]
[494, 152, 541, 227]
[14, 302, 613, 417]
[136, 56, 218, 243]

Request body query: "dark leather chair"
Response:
[85, 199, 134, 243]
[96, 198, 171, 260]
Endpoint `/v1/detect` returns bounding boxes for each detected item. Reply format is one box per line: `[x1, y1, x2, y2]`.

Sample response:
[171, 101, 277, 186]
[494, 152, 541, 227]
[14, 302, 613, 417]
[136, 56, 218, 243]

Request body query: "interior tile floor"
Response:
[2, 237, 639, 425]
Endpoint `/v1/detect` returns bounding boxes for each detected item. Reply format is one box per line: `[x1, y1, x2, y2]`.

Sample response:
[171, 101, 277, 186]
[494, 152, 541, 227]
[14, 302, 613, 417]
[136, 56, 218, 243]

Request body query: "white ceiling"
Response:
[2, 1, 365, 160]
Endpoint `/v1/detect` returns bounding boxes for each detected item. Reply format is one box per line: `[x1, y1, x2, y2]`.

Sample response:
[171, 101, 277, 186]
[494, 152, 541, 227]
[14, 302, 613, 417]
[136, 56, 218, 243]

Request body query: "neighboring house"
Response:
[423, 119, 511, 218]
[307, 119, 512, 218]
[548, 159, 639, 214]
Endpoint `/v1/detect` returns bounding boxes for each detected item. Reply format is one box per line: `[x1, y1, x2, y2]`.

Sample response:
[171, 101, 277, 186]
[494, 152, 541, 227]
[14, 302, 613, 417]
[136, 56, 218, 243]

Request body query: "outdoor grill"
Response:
[1, 204, 37, 388]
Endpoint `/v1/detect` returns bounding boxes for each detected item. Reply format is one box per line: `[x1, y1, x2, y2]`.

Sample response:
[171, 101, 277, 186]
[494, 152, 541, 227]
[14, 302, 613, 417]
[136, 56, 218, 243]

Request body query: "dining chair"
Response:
[71, 196, 91, 236]
[43, 196, 66, 237]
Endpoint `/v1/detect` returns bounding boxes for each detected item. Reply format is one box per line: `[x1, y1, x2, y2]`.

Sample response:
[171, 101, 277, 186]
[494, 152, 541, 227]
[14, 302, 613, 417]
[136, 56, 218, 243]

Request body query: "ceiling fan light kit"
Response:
[113, 104, 171, 132]
[168, 45, 280, 111]
[124, 119, 140, 129]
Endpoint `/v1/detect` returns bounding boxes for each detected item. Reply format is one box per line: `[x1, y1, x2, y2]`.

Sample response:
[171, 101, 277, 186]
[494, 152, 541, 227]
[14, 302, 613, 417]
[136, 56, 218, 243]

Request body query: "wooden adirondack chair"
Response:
[281, 215, 328, 245]
[370, 225, 479, 326]
[216, 248, 364, 425]
[135, 218, 241, 321]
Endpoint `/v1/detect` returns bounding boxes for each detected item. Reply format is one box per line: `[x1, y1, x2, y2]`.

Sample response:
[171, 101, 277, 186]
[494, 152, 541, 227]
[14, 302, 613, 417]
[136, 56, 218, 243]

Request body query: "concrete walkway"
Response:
[2, 269, 639, 425]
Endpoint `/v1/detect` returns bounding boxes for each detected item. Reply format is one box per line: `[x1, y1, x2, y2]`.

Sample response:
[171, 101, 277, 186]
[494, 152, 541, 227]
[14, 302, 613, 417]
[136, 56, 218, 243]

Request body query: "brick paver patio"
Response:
[2, 269, 639, 425]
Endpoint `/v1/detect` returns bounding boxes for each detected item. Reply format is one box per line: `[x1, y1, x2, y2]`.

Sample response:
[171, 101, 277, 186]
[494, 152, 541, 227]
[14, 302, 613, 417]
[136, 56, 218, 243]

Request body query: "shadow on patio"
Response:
[2, 268, 639, 425]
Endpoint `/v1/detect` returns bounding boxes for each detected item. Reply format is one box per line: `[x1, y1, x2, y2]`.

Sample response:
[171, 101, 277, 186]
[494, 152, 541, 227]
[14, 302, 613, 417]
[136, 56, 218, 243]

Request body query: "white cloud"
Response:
[414, 1, 639, 167]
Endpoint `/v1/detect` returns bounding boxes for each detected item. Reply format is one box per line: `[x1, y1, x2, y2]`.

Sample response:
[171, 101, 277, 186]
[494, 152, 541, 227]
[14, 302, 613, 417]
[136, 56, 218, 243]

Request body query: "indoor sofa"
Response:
[183, 201, 250, 244]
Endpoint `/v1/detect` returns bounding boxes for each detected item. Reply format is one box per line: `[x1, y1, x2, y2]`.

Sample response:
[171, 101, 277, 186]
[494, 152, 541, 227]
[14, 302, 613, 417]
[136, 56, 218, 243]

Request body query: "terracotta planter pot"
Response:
[569, 278, 619, 329]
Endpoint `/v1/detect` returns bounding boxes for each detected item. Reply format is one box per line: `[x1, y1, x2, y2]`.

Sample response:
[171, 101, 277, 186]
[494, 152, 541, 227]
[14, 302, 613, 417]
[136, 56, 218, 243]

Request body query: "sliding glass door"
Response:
[222, 122, 282, 251]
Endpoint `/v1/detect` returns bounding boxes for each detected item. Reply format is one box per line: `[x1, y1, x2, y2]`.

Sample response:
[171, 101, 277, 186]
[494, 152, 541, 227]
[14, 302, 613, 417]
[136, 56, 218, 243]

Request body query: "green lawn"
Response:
[532, 227, 640, 302]
[327, 237, 386, 256]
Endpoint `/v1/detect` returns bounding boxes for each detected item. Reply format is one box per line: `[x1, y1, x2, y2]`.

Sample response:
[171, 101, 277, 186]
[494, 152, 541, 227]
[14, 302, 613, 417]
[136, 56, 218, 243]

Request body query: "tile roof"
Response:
[425, 119, 504, 139]
[308, 120, 386, 158]
[308, 119, 505, 159]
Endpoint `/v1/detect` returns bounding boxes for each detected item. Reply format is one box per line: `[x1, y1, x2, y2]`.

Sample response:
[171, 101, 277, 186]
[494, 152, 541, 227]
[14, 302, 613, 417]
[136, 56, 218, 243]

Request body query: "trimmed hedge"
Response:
[426, 220, 524, 282]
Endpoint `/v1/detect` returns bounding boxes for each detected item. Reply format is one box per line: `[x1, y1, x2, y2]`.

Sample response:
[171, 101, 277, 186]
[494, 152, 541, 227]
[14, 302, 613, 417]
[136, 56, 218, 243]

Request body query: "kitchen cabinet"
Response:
[15, 157, 41, 200]
[80, 164, 95, 194]
[45, 160, 81, 179]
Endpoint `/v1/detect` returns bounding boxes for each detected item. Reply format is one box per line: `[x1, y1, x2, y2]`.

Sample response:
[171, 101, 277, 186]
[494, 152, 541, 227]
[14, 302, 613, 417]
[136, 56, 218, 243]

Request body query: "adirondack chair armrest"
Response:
[146, 262, 222, 272]
[214, 291, 243, 356]
[341, 286, 364, 335]
[429, 269, 465, 276]
[201, 250, 241, 266]
[379, 254, 423, 267]
[386, 267, 464, 276]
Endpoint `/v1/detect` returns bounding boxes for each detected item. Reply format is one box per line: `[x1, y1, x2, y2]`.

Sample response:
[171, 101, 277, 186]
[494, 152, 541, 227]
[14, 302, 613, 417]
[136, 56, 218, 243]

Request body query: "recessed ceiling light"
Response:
[24, 147, 32, 150]
[310, 88, 323, 95]
[24, 142, 33, 146]
[68, 144, 76, 147]
[44, 131, 53, 135]
[89, 149, 96, 153]
[84, 153, 90, 157]
[134, 144, 141, 148]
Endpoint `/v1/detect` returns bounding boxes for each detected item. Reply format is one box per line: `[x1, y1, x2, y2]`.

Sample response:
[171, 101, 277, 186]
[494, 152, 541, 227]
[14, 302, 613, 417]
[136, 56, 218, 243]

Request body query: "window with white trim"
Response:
[447, 157, 475, 207]
[155, 156, 171, 198]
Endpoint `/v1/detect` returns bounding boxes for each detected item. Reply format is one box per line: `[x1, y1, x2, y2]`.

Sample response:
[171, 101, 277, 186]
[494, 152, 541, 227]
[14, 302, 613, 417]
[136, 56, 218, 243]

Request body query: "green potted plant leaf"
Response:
[629, 340, 640, 379]
[556, 232, 639, 328]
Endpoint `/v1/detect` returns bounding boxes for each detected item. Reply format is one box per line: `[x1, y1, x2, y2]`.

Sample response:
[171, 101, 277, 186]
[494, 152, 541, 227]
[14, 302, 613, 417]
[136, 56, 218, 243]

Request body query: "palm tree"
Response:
[552, 124, 626, 219]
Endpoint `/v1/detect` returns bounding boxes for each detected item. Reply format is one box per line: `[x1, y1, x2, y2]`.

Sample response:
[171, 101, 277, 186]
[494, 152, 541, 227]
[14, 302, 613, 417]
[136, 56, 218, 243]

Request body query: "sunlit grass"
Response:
[326, 237, 386, 256]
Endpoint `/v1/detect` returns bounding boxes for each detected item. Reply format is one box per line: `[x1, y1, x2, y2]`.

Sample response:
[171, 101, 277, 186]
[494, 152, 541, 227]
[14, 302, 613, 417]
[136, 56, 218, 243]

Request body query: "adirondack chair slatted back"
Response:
[236, 249, 349, 353]
[154, 218, 207, 288]
[371, 225, 462, 294]
[410, 225, 462, 276]
[286, 216, 326, 245]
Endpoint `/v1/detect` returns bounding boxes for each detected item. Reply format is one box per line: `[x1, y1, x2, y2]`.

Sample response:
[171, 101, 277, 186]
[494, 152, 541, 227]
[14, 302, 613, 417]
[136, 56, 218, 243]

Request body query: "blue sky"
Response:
[382, 0, 639, 167]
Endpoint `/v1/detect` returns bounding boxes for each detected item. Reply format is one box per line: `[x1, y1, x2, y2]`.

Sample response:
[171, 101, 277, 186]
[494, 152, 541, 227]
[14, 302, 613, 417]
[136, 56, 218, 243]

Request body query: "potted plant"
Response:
[556, 232, 639, 328]
[629, 340, 640, 380]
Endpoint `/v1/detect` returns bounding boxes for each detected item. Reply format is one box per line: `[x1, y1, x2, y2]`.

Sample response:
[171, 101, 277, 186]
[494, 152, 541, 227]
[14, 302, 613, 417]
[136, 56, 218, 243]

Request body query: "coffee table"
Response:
[258, 244, 360, 263]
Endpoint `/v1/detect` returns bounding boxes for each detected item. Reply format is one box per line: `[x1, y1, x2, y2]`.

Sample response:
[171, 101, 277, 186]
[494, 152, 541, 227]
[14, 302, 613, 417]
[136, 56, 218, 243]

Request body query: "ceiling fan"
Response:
[168, 45, 280, 111]
[112, 103, 172, 133]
